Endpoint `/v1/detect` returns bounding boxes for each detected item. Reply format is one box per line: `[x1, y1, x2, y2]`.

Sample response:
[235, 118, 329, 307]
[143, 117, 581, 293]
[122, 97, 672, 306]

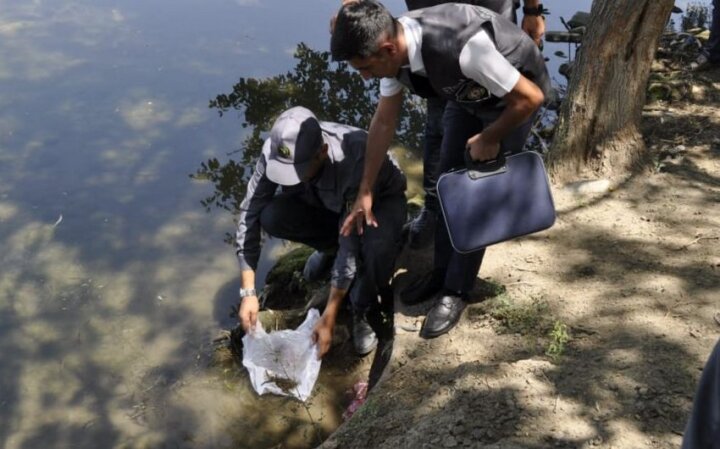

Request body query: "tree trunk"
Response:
[547, 0, 675, 182]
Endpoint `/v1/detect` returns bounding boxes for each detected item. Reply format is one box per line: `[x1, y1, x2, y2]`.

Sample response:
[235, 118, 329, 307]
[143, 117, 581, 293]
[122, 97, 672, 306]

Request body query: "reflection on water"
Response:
[0, 0, 380, 446]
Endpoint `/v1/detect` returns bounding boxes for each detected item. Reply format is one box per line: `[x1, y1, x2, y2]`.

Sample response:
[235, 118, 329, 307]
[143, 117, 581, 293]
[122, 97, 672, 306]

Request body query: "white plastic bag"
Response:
[242, 308, 322, 402]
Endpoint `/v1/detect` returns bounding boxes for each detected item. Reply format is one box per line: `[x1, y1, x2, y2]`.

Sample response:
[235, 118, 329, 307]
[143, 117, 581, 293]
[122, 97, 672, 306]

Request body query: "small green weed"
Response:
[490, 295, 571, 363]
[545, 320, 570, 362]
[490, 295, 549, 335]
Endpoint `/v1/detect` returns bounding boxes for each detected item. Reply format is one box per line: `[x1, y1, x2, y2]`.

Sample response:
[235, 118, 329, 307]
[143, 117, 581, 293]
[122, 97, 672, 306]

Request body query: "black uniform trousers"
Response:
[259, 190, 407, 313]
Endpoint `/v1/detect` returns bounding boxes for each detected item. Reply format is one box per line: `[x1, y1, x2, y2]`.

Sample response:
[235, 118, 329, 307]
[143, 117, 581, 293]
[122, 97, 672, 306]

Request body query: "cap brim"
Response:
[263, 139, 309, 186]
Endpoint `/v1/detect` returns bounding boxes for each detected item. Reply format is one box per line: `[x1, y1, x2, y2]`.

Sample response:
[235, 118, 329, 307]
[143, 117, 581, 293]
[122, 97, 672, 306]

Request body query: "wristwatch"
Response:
[522, 3, 544, 16]
[239, 287, 257, 299]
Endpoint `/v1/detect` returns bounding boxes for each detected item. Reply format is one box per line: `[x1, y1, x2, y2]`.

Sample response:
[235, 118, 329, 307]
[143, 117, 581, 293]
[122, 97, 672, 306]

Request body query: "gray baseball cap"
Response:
[263, 106, 323, 186]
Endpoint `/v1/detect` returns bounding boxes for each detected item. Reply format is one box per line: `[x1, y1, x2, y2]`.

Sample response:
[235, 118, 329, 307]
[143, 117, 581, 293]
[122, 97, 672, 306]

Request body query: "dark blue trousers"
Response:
[434, 101, 535, 294]
[709, 0, 720, 63]
[420, 96, 447, 214]
[259, 191, 407, 313]
[682, 338, 720, 449]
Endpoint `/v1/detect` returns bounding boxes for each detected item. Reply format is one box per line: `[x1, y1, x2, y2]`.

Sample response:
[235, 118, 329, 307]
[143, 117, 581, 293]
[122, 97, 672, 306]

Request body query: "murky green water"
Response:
[2, 0, 696, 447]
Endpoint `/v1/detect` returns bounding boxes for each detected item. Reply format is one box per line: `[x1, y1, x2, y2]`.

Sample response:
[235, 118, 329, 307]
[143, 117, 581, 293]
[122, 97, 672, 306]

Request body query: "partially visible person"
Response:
[403, 0, 545, 44]
[235, 106, 407, 357]
[692, 0, 720, 70]
[681, 337, 720, 449]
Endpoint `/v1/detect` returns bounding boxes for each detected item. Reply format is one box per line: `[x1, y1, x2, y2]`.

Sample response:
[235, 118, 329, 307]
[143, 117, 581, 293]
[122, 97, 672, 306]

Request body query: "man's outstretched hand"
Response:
[340, 191, 377, 236]
[312, 314, 335, 359]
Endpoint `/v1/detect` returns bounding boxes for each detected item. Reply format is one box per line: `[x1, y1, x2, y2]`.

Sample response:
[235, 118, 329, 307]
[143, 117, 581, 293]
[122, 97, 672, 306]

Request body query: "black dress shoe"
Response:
[419, 294, 466, 339]
[400, 270, 443, 305]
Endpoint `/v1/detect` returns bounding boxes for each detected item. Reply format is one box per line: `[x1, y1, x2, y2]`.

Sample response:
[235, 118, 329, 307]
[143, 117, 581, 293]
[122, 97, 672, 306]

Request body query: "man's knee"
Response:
[258, 203, 286, 237]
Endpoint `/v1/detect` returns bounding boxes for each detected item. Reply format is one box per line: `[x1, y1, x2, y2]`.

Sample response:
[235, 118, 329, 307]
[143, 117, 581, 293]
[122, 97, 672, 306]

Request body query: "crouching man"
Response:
[236, 106, 407, 357]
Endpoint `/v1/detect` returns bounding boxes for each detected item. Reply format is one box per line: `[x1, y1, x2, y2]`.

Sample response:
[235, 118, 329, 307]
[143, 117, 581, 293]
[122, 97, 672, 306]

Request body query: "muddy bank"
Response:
[316, 60, 720, 449]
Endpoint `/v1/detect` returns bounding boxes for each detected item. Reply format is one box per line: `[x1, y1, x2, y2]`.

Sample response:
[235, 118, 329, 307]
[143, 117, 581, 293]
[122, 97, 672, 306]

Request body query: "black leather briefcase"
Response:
[437, 151, 556, 254]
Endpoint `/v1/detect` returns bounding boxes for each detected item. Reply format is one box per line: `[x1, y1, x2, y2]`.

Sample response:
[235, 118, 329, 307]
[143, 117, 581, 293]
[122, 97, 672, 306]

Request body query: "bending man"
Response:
[331, 1, 550, 338]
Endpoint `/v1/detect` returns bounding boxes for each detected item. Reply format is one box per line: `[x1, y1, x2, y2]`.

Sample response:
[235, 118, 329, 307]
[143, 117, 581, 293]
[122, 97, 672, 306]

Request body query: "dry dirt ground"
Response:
[317, 70, 720, 449]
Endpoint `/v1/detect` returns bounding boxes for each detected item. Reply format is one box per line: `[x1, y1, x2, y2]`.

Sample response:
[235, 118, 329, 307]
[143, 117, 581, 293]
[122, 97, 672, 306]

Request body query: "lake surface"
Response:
[0, 0, 699, 448]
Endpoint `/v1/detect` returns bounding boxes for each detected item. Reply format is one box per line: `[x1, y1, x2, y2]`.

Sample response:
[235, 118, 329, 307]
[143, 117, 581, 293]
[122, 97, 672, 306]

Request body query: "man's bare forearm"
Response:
[360, 93, 402, 193]
[240, 269, 255, 289]
[482, 77, 544, 145]
[323, 287, 347, 324]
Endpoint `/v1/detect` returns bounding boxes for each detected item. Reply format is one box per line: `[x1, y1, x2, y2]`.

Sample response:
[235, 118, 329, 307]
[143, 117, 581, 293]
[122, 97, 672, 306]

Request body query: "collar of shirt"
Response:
[398, 16, 425, 76]
[308, 129, 340, 192]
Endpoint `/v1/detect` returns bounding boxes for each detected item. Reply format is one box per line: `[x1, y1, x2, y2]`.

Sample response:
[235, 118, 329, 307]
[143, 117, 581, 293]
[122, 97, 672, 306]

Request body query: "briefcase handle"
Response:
[463, 149, 508, 180]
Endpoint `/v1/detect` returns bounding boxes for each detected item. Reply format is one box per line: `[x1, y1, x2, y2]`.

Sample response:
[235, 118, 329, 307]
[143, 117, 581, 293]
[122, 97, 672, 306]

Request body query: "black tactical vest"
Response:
[398, 4, 551, 110]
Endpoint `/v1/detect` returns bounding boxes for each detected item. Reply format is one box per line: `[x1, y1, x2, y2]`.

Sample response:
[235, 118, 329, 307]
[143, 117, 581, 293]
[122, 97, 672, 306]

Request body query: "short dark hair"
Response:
[331, 0, 396, 61]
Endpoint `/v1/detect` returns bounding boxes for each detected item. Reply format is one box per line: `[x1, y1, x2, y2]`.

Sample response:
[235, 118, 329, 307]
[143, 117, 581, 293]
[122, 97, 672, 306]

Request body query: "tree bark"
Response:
[547, 0, 675, 182]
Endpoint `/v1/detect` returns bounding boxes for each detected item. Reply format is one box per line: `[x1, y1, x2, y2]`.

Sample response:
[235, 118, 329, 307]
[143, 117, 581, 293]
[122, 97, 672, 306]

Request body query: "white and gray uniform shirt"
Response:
[235, 122, 406, 290]
[380, 16, 521, 99]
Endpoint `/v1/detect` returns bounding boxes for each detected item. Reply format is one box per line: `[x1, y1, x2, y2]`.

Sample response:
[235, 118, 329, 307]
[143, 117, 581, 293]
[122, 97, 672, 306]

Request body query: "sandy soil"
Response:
[316, 70, 720, 449]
